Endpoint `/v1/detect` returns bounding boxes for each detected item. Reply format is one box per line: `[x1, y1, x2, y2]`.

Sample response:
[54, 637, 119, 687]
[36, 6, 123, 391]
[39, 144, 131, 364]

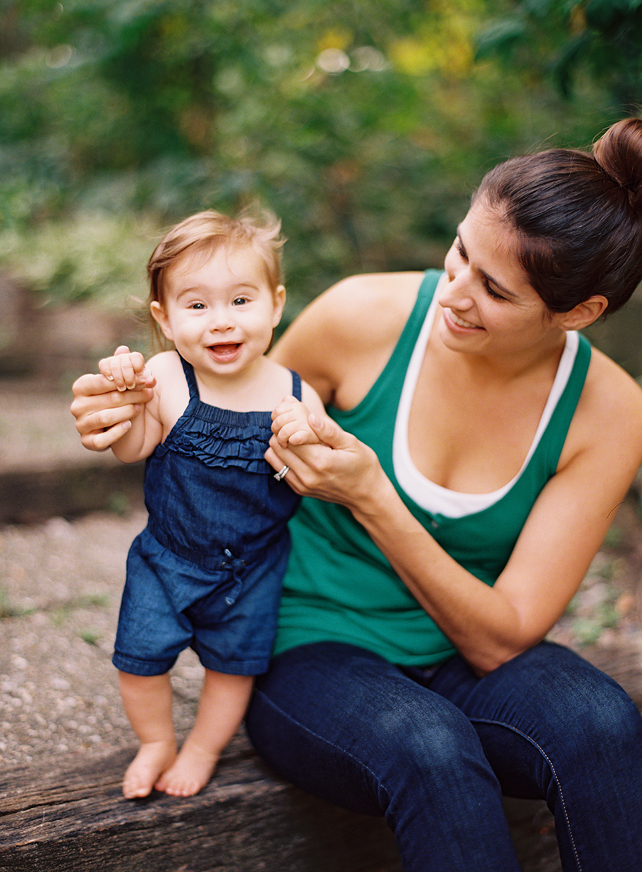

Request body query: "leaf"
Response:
[585, 0, 627, 31]
[552, 31, 592, 98]
[475, 18, 528, 61]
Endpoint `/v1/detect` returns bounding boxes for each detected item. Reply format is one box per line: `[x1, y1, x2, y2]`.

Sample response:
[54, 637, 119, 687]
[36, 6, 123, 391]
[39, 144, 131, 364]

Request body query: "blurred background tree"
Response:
[0, 0, 639, 340]
[477, 0, 642, 111]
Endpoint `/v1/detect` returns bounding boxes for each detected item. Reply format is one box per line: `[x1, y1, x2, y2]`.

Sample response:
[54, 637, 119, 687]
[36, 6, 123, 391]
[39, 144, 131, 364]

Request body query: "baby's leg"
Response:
[118, 671, 177, 799]
[155, 670, 254, 797]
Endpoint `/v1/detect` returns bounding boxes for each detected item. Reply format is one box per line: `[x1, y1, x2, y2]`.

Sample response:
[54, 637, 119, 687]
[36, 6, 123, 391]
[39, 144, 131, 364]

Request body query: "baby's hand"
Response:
[98, 350, 150, 392]
[272, 397, 320, 447]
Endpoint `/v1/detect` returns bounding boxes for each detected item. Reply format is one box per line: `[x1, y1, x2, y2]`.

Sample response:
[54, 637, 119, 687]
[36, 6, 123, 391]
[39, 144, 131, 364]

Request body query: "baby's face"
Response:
[151, 244, 285, 378]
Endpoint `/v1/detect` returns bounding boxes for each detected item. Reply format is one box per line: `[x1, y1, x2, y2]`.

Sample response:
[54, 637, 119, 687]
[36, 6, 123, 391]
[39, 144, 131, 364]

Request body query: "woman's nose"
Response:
[440, 270, 474, 310]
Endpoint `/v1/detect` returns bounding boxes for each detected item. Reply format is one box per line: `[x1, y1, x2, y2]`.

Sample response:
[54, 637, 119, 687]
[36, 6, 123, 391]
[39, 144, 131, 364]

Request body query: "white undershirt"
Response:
[392, 284, 580, 518]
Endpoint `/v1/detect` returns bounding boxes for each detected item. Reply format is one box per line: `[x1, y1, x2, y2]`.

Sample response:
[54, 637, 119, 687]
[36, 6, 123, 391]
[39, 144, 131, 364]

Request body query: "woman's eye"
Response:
[455, 239, 467, 260]
[485, 284, 505, 302]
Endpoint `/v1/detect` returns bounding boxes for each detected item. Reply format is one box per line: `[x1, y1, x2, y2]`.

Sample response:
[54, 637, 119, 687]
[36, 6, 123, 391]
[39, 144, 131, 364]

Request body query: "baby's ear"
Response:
[271, 284, 286, 327]
[150, 301, 173, 341]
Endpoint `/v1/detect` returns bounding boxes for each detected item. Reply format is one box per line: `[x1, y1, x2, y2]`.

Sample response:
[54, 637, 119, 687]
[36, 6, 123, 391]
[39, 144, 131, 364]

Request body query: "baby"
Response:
[99, 209, 323, 798]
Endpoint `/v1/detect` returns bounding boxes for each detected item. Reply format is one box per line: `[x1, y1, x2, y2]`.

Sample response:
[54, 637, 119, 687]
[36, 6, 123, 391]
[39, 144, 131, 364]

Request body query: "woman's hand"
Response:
[70, 346, 156, 451]
[268, 409, 392, 513]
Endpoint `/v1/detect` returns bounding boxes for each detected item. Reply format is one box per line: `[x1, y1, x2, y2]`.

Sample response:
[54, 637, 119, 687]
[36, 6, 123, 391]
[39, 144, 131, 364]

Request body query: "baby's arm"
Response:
[98, 350, 163, 462]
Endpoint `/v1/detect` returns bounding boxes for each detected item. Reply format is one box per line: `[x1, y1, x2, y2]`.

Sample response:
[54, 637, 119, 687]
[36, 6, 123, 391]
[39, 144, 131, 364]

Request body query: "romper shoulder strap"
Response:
[291, 370, 302, 401]
[177, 353, 200, 400]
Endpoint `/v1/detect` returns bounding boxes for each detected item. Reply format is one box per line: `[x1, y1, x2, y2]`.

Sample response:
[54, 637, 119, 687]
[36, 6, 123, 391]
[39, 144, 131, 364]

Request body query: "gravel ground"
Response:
[0, 383, 204, 772]
[0, 510, 204, 769]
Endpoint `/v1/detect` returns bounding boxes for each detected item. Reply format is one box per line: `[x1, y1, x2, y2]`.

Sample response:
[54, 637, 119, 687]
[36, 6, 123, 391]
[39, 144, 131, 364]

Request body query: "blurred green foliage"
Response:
[477, 0, 642, 109]
[0, 0, 639, 324]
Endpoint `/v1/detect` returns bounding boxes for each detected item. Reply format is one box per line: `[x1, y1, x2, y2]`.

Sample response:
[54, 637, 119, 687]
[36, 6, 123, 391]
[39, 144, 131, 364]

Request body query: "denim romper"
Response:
[113, 353, 301, 677]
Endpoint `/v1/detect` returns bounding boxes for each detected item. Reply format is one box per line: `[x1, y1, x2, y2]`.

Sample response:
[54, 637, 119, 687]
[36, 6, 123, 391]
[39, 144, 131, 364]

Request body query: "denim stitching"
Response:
[471, 716, 582, 871]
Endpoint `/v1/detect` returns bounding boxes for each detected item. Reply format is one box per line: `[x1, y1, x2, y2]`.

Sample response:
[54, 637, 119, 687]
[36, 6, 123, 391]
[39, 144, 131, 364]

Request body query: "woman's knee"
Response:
[534, 647, 642, 760]
[567, 677, 642, 763]
[389, 699, 474, 756]
[509, 646, 642, 788]
[247, 644, 496, 812]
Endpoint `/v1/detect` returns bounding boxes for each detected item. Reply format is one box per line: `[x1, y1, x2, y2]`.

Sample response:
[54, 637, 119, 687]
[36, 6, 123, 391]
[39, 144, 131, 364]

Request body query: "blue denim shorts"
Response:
[112, 527, 287, 677]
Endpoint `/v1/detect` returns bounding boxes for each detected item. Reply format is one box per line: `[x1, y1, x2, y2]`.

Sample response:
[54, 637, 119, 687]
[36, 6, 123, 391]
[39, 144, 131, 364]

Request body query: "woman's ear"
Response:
[150, 301, 174, 342]
[558, 295, 608, 331]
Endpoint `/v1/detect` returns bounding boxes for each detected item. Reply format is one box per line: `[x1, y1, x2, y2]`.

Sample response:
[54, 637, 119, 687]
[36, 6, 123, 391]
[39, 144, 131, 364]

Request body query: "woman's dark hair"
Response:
[473, 118, 642, 315]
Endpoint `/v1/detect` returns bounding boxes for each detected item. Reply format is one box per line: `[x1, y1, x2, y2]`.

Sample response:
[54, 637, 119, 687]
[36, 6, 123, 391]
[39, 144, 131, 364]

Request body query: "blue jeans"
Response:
[246, 641, 642, 871]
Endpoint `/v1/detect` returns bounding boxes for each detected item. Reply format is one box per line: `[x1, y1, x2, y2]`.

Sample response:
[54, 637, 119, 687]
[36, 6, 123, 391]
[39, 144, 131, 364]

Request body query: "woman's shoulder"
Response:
[585, 347, 642, 416]
[297, 271, 426, 346]
[272, 271, 428, 405]
[570, 344, 642, 462]
[321, 270, 426, 311]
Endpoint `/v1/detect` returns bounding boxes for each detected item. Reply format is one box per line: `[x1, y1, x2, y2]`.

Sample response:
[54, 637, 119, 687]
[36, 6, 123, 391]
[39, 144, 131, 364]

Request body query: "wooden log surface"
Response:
[1, 643, 639, 871]
[0, 732, 563, 872]
[0, 736, 404, 872]
[0, 462, 144, 525]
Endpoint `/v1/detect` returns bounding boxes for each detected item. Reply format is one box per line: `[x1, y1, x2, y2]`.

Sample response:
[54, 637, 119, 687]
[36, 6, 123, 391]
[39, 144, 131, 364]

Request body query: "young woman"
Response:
[72, 119, 642, 869]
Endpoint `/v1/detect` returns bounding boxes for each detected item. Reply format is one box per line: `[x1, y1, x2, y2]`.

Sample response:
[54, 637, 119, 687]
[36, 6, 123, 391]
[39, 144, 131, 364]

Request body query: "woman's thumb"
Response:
[308, 413, 349, 448]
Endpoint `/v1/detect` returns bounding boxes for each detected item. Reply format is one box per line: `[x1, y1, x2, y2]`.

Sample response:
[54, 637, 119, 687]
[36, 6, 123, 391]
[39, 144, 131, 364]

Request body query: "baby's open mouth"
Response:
[208, 343, 241, 358]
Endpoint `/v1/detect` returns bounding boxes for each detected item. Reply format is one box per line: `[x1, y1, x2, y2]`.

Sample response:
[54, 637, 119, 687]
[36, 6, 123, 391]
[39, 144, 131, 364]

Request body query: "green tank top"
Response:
[274, 270, 592, 666]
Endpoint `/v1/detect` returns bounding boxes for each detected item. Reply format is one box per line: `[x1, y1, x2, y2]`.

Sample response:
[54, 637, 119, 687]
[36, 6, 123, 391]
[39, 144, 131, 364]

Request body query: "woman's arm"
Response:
[269, 356, 642, 676]
[355, 432, 641, 675]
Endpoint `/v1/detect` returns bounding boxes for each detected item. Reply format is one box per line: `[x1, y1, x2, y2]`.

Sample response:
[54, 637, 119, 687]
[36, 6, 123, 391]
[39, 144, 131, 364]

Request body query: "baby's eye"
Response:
[189, 302, 206, 310]
[232, 296, 249, 306]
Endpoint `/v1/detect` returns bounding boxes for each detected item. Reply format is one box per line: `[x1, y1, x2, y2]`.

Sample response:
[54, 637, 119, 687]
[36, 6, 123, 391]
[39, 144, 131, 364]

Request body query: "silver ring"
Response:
[274, 464, 290, 482]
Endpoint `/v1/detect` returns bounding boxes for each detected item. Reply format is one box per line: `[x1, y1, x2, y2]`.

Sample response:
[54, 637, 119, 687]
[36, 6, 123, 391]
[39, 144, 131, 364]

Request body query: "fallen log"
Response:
[0, 732, 562, 872]
[0, 461, 144, 525]
[3, 645, 640, 870]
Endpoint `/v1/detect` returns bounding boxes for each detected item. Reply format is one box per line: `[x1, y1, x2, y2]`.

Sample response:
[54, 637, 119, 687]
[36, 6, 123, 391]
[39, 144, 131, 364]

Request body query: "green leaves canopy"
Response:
[0, 0, 636, 315]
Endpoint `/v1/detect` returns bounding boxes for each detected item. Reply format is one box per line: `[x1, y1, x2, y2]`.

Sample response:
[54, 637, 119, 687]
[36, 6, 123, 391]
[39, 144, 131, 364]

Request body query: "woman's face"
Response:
[439, 200, 565, 360]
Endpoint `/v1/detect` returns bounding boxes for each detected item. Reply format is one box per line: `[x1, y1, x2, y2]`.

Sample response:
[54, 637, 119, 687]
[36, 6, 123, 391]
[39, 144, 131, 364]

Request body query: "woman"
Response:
[72, 118, 642, 870]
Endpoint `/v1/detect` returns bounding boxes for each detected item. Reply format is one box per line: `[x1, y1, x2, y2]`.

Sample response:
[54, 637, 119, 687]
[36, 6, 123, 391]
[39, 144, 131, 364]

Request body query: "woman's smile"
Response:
[444, 308, 481, 330]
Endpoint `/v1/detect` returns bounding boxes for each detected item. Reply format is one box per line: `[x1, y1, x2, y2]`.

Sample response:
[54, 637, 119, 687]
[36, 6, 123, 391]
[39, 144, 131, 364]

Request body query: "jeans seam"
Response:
[471, 716, 582, 872]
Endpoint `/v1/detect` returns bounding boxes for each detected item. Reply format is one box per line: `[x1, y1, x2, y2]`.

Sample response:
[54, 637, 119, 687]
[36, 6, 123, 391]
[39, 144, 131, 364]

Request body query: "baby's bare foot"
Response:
[122, 740, 177, 799]
[154, 740, 219, 797]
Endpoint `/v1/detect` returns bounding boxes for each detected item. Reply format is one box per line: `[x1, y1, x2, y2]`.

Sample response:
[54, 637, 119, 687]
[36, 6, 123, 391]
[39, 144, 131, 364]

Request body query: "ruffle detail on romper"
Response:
[158, 408, 273, 474]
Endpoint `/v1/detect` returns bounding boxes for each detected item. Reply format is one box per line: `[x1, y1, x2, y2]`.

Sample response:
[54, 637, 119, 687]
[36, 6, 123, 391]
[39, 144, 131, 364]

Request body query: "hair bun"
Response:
[593, 118, 642, 215]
